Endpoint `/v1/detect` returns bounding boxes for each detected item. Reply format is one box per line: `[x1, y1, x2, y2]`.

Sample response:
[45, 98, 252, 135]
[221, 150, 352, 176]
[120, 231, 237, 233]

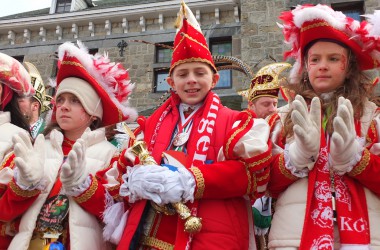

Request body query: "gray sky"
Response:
[0, 0, 51, 17]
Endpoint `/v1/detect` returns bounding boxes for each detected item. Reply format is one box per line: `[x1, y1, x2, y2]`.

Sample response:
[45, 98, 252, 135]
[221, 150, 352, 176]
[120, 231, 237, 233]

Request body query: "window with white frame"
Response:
[210, 37, 232, 89]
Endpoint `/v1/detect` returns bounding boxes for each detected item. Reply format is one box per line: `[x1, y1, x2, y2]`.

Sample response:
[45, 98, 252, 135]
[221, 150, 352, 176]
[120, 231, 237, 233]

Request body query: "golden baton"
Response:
[130, 140, 202, 233]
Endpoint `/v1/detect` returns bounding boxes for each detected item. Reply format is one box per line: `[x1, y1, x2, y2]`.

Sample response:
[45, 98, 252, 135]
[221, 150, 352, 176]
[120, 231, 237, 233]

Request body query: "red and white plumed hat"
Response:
[362, 10, 380, 66]
[0, 52, 34, 109]
[278, 4, 380, 81]
[56, 41, 137, 126]
[169, 1, 216, 75]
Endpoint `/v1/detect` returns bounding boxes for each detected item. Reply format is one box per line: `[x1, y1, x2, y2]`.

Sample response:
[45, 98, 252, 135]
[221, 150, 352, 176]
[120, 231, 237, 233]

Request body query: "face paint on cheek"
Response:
[340, 54, 348, 71]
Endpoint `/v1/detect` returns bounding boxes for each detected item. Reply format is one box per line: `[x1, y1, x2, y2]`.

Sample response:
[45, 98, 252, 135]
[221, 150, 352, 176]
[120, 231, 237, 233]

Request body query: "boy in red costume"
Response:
[104, 2, 273, 250]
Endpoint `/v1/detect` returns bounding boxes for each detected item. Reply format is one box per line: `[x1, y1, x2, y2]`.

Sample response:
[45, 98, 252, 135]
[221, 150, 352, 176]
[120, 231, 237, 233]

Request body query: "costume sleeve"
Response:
[348, 149, 380, 196]
[73, 175, 107, 220]
[349, 111, 380, 196]
[267, 153, 299, 198]
[0, 179, 40, 221]
[191, 111, 273, 200]
[74, 155, 121, 220]
[0, 153, 40, 222]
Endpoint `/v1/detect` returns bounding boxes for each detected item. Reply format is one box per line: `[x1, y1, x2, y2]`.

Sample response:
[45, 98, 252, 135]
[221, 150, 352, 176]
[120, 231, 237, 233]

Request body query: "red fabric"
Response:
[0, 85, 13, 110]
[268, 153, 299, 198]
[170, 18, 216, 75]
[118, 91, 253, 249]
[349, 149, 380, 196]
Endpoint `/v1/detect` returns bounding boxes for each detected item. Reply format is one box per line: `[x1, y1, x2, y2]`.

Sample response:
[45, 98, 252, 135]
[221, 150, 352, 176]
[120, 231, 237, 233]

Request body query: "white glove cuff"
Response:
[178, 167, 195, 203]
[284, 144, 310, 178]
[330, 137, 365, 175]
[14, 168, 47, 191]
[119, 170, 132, 199]
[62, 175, 92, 196]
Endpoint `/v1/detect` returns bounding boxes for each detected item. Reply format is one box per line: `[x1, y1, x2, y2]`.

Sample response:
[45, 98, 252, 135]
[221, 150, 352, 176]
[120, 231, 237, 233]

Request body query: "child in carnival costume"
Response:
[0, 41, 137, 250]
[103, 1, 272, 249]
[268, 5, 380, 249]
[0, 53, 35, 249]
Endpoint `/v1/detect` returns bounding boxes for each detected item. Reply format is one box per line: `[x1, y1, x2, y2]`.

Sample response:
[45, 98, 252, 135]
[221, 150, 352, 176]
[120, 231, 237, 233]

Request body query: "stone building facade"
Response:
[0, 0, 379, 115]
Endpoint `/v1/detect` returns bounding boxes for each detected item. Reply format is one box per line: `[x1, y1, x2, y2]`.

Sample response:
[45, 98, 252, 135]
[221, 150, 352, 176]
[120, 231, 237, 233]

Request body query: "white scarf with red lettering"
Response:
[300, 131, 370, 249]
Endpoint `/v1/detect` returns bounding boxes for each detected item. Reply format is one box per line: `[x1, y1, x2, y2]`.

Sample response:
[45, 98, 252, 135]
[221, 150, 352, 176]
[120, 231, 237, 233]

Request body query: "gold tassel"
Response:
[174, 1, 187, 29]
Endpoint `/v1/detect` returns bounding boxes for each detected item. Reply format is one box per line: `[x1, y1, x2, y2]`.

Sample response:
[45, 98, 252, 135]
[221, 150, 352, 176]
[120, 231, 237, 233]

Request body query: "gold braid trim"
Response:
[249, 172, 258, 200]
[74, 177, 98, 204]
[140, 236, 174, 250]
[246, 169, 252, 194]
[246, 153, 272, 169]
[348, 149, 370, 177]
[190, 166, 205, 199]
[256, 169, 270, 182]
[225, 111, 252, 156]
[301, 21, 330, 32]
[107, 184, 121, 199]
[366, 120, 376, 144]
[0, 223, 6, 236]
[9, 180, 40, 198]
[0, 153, 14, 171]
[278, 154, 298, 180]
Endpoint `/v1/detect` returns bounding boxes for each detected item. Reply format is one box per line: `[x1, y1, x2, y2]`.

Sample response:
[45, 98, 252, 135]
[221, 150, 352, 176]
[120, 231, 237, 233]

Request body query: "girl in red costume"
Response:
[104, 2, 272, 250]
[268, 5, 380, 249]
[0, 41, 136, 250]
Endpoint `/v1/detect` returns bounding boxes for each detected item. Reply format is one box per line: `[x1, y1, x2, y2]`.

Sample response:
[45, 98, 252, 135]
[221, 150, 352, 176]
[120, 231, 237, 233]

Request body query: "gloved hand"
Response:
[330, 97, 362, 174]
[13, 131, 45, 188]
[288, 95, 321, 171]
[60, 138, 89, 190]
[157, 164, 195, 205]
[120, 164, 169, 204]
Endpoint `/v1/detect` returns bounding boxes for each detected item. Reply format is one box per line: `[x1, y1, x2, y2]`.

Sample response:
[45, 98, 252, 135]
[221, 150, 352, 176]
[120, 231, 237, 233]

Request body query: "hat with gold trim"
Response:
[23, 62, 53, 113]
[169, 1, 216, 75]
[56, 41, 137, 126]
[279, 4, 380, 80]
[239, 62, 291, 102]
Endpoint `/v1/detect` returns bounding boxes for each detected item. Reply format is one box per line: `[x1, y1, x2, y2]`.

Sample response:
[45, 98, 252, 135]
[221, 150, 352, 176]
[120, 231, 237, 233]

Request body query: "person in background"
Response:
[242, 62, 291, 119]
[268, 5, 380, 249]
[103, 2, 272, 249]
[0, 41, 137, 250]
[0, 52, 35, 250]
[16, 62, 52, 139]
[240, 62, 291, 250]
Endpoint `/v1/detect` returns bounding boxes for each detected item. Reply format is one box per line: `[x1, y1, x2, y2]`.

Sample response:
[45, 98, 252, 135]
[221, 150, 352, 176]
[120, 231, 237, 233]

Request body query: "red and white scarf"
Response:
[147, 91, 221, 249]
[300, 129, 370, 249]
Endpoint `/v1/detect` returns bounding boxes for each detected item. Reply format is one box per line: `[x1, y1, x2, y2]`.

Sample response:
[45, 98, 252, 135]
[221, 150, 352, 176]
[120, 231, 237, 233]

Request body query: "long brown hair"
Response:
[283, 47, 369, 137]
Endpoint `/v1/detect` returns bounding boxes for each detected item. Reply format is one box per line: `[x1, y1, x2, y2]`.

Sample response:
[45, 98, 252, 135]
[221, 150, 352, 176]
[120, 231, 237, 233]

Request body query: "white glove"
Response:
[13, 131, 45, 188]
[288, 95, 321, 171]
[60, 138, 89, 190]
[330, 97, 363, 174]
[157, 165, 195, 205]
[120, 164, 168, 204]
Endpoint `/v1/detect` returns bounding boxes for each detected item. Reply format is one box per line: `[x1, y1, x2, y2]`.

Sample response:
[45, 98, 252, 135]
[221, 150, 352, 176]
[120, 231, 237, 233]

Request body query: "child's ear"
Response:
[211, 73, 220, 88]
[167, 76, 175, 90]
